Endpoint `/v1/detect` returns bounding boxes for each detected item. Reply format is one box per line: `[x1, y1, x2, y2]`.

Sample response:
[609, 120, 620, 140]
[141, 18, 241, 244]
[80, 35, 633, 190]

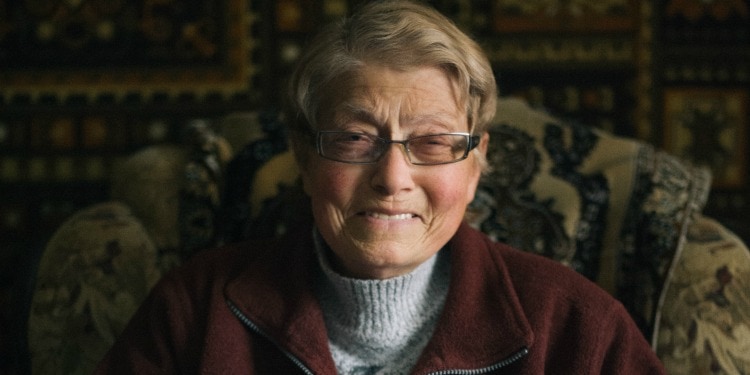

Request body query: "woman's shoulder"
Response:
[495, 240, 629, 325]
[473, 232, 663, 373]
[459, 223, 620, 313]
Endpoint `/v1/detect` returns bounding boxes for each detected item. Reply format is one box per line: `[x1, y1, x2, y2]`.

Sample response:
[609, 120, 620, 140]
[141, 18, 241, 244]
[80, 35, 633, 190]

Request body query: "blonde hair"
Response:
[285, 0, 497, 142]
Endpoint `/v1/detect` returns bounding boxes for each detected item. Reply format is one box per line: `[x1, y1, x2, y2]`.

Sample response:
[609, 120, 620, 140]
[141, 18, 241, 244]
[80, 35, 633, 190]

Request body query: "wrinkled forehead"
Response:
[316, 64, 468, 130]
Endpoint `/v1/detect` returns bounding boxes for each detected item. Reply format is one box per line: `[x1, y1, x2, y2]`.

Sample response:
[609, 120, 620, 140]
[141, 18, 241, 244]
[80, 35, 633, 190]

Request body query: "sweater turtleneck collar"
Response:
[313, 229, 450, 373]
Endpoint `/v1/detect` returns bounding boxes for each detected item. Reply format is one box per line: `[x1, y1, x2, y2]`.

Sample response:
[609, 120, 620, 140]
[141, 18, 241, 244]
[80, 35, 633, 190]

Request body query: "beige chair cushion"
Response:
[110, 145, 188, 251]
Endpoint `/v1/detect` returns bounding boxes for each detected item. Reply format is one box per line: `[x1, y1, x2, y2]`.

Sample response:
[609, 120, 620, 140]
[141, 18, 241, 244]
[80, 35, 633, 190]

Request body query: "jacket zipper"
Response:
[226, 299, 315, 375]
[228, 299, 528, 375]
[426, 347, 529, 375]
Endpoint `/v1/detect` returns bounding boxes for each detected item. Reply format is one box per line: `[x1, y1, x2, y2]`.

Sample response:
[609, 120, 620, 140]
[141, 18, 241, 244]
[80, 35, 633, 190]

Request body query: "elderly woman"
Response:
[95, 1, 666, 374]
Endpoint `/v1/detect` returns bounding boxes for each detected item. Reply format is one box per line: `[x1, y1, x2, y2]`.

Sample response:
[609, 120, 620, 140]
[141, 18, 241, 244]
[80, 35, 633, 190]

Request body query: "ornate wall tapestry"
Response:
[0, 0, 257, 103]
[663, 88, 748, 188]
[482, 0, 647, 139]
[492, 0, 639, 32]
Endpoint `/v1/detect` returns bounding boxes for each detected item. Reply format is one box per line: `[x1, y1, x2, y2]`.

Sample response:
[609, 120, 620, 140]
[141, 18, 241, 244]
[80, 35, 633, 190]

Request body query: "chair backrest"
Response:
[468, 98, 712, 337]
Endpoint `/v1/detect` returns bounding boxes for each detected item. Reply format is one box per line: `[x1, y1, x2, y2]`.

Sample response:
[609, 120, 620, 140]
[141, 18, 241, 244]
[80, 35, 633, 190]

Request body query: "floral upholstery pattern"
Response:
[620, 144, 712, 335]
[27, 122, 230, 375]
[27, 202, 163, 375]
[656, 216, 750, 374]
[463, 98, 713, 338]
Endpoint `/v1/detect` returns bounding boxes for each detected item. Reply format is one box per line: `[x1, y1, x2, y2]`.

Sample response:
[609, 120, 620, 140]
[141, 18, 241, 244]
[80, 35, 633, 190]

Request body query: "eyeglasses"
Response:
[316, 131, 480, 165]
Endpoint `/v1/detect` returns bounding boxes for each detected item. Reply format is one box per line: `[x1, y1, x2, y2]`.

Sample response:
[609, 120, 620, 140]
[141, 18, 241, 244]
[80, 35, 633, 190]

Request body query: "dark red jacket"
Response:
[95, 222, 666, 374]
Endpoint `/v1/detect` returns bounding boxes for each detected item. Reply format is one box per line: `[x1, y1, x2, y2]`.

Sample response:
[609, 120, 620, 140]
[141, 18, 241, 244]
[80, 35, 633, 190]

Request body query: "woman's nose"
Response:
[369, 144, 416, 196]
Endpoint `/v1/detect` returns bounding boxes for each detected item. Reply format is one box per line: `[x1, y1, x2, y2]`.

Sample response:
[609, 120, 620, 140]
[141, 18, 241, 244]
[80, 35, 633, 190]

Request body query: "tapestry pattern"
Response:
[0, 0, 257, 102]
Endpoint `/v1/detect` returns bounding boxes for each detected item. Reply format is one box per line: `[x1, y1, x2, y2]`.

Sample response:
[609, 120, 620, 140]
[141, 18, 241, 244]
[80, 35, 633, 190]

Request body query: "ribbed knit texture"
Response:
[313, 232, 450, 375]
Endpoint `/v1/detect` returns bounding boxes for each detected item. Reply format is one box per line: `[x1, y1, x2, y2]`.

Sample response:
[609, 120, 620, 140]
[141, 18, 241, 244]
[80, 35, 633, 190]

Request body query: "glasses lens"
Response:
[319, 132, 379, 163]
[408, 134, 469, 164]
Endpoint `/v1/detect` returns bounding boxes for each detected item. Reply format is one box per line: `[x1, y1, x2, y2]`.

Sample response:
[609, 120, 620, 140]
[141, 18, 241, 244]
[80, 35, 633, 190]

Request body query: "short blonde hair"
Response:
[285, 0, 497, 142]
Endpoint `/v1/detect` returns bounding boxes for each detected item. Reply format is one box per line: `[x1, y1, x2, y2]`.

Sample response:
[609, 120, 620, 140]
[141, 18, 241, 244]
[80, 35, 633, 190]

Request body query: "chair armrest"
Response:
[28, 202, 163, 375]
[654, 215, 750, 374]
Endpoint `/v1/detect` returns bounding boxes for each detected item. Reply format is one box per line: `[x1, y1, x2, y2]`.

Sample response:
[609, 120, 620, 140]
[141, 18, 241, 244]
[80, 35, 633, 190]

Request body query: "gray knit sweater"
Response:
[314, 234, 451, 375]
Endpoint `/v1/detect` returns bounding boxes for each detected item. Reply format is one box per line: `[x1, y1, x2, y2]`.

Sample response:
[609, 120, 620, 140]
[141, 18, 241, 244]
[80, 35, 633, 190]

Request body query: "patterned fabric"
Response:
[618, 145, 711, 335]
[179, 119, 231, 255]
[27, 202, 163, 375]
[462, 98, 714, 340]
[217, 111, 291, 243]
[656, 216, 750, 375]
[468, 123, 608, 280]
[28, 124, 230, 375]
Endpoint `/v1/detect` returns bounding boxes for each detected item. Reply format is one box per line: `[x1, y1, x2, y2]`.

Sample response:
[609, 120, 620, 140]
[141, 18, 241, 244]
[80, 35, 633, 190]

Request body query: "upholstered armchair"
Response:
[223, 98, 750, 374]
[25, 98, 750, 374]
[24, 120, 233, 375]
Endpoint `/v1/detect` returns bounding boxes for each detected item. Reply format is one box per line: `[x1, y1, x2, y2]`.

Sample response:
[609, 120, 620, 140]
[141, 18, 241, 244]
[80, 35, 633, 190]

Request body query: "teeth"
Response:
[367, 212, 414, 220]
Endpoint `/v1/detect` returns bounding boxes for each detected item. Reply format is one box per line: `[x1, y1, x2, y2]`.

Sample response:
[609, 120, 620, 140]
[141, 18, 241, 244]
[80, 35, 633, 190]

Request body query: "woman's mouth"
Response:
[364, 212, 416, 221]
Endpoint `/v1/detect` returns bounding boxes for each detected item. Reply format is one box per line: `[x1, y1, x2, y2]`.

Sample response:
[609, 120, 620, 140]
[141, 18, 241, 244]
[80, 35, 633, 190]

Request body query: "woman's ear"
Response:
[478, 131, 490, 156]
[466, 131, 490, 202]
[473, 131, 491, 176]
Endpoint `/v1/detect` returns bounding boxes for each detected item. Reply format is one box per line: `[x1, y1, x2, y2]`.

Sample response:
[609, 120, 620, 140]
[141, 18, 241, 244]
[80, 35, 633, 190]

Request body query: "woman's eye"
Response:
[335, 133, 371, 144]
[347, 134, 367, 142]
[415, 135, 451, 147]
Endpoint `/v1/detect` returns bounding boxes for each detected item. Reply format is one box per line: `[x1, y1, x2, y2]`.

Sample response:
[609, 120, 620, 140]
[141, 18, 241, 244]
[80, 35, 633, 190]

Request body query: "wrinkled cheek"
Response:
[310, 189, 346, 223]
[304, 163, 352, 202]
[430, 184, 473, 223]
[308, 171, 355, 233]
[312, 180, 352, 214]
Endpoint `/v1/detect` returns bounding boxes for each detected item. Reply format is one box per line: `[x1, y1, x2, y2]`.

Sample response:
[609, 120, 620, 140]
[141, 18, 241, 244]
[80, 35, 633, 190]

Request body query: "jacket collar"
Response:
[225, 222, 534, 373]
[412, 222, 534, 372]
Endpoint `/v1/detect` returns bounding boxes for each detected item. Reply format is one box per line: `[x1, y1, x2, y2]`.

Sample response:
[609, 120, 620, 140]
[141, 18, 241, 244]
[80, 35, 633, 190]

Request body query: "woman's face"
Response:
[300, 64, 487, 279]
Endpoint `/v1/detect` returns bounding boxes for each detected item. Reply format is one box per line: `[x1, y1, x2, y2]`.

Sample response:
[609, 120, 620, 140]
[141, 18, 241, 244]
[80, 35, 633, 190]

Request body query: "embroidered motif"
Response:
[470, 124, 572, 264]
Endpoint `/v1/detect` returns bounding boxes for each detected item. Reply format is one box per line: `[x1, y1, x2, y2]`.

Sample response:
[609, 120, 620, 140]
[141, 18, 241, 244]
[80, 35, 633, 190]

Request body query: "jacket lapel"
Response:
[413, 223, 535, 372]
[224, 226, 338, 373]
